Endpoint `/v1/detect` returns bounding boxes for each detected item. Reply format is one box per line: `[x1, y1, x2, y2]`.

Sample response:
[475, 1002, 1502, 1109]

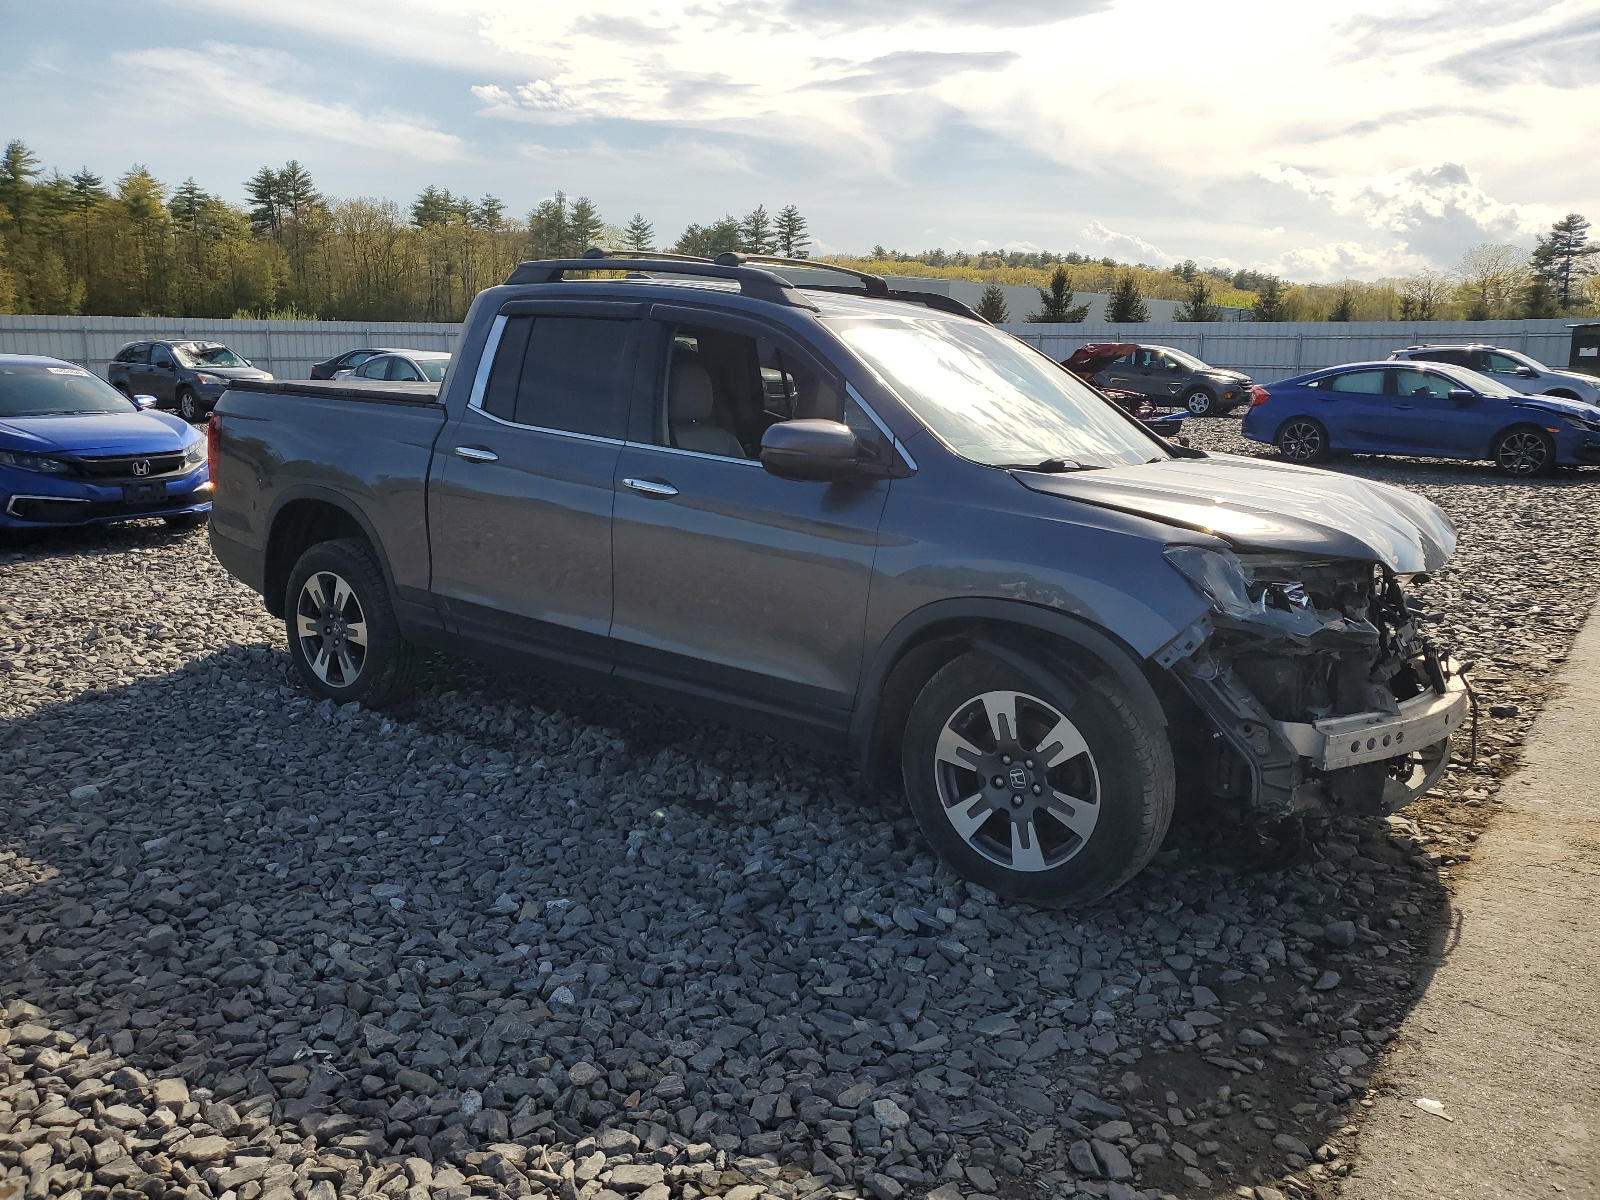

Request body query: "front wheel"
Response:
[178, 389, 203, 422]
[1492, 427, 1554, 477]
[1276, 417, 1329, 463]
[901, 650, 1174, 906]
[1183, 388, 1216, 417]
[285, 538, 419, 706]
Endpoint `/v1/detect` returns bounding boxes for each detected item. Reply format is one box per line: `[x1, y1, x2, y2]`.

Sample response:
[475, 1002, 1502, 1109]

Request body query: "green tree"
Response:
[1171, 258, 1197, 284]
[244, 165, 282, 235]
[975, 284, 1009, 323]
[473, 194, 506, 232]
[528, 192, 570, 259]
[623, 213, 654, 252]
[674, 216, 743, 258]
[1327, 283, 1356, 322]
[739, 204, 775, 254]
[1529, 213, 1596, 309]
[1251, 276, 1287, 321]
[1107, 274, 1149, 322]
[1521, 277, 1559, 319]
[1027, 265, 1089, 322]
[0, 140, 41, 233]
[1175, 277, 1219, 321]
[774, 204, 809, 257]
[568, 197, 604, 253]
[410, 185, 458, 228]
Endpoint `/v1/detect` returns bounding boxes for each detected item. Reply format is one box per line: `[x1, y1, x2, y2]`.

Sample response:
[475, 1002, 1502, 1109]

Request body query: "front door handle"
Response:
[1395, 404, 1414, 410]
[623, 477, 678, 497]
[454, 445, 499, 463]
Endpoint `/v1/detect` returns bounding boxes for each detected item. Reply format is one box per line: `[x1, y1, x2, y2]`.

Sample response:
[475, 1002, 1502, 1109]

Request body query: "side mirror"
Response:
[1516, 366, 1538, 378]
[760, 419, 871, 482]
[1169, 362, 1183, 372]
[131, 394, 158, 410]
[1447, 388, 1476, 402]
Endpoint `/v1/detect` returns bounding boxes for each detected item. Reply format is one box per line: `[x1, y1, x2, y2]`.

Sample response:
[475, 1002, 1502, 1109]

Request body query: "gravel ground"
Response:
[4, 434, 1600, 1200]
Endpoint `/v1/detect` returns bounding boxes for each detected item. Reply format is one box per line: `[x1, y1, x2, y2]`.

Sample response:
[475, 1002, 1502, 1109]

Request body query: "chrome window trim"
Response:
[845, 381, 917, 473]
[462, 311, 624, 446]
[621, 440, 764, 467]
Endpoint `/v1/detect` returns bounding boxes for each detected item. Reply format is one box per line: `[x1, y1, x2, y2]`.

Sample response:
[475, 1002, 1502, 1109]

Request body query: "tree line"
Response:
[0, 140, 811, 321]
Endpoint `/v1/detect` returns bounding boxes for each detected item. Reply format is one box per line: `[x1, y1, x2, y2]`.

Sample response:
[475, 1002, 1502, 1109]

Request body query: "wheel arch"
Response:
[1542, 389, 1582, 401]
[1485, 419, 1556, 460]
[851, 599, 1169, 789]
[262, 488, 398, 619]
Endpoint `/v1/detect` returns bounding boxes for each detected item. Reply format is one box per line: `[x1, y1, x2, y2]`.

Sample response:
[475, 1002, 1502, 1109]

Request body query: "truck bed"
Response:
[224, 379, 440, 405]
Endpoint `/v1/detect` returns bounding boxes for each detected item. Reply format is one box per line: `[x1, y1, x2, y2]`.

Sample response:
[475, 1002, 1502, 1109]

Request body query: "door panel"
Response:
[1316, 368, 1391, 450]
[146, 346, 179, 403]
[610, 444, 888, 710]
[1390, 368, 1483, 457]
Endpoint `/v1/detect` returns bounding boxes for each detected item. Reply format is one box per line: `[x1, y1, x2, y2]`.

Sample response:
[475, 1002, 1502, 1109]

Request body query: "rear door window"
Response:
[480, 315, 633, 440]
[1323, 369, 1387, 393]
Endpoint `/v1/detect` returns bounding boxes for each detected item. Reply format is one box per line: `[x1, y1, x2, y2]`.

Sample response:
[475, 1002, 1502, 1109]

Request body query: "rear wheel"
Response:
[285, 538, 418, 706]
[901, 650, 1174, 906]
[1276, 417, 1329, 463]
[1184, 388, 1216, 417]
[1492, 426, 1554, 477]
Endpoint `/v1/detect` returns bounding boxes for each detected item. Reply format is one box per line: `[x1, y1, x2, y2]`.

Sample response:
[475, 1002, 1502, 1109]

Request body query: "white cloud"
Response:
[117, 43, 463, 160]
[1258, 161, 1551, 241]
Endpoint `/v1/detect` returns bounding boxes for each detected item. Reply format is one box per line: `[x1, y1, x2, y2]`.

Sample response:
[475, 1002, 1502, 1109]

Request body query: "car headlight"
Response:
[1164, 545, 1256, 617]
[197, 373, 226, 386]
[182, 438, 206, 467]
[0, 449, 73, 474]
[1560, 414, 1600, 432]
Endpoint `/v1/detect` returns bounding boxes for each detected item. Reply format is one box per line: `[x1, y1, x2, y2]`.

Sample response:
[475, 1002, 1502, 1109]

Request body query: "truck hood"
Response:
[1014, 455, 1456, 574]
[0, 410, 195, 455]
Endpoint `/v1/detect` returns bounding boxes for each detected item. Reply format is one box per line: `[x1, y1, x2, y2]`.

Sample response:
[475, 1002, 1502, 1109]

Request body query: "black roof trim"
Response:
[713, 252, 890, 297]
[504, 251, 818, 310]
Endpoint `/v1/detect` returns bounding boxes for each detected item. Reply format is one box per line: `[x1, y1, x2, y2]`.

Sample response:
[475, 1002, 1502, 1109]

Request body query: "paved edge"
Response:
[1339, 598, 1600, 1200]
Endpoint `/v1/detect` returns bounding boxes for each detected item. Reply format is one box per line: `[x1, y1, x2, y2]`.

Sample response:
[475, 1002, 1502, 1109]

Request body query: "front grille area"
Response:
[71, 452, 186, 480]
[6, 494, 203, 524]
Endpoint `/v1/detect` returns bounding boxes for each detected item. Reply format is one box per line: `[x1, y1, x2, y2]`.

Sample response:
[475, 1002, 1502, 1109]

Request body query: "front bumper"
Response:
[1276, 665, 1469, 771]
[1, 468, 213, 528]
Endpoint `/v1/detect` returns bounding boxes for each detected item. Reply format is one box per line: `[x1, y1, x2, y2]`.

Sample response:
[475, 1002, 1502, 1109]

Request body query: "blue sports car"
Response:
[0, 354, 212, 530]
[1241, 359, 1600, 477]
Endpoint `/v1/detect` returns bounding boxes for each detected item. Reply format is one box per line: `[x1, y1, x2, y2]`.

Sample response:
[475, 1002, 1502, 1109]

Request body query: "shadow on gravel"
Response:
[1, 641, 1460, 1200]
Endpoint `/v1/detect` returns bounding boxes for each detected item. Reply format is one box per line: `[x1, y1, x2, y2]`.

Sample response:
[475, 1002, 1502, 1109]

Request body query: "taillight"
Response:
[1250, 386, 1271, 406]
[206, 414, 220, 482]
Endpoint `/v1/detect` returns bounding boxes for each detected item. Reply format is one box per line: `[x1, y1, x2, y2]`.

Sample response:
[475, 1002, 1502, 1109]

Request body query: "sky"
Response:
[4, 0, 1598, 282]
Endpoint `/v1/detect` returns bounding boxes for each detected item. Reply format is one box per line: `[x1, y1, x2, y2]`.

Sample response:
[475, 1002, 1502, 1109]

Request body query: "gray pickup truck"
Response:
[210, 252, 1467, 905]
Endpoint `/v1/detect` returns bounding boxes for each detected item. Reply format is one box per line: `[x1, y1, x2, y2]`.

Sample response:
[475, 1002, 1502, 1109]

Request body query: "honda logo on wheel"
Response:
[131, 460, 152, 476]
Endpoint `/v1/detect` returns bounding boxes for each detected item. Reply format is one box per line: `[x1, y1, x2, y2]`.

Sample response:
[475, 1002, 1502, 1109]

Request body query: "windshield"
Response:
[1435, 364, 1526, 399]
[417, 358, 448, 383]
[833, 316, 1167, 468]
[173, 342, 248, 369]
[0, 362, 137, 417]
[1160, 347, 1209, 371]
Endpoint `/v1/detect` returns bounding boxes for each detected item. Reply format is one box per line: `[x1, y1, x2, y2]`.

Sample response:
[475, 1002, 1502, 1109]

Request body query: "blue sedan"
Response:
[1241, 359, 1600, 477]
[0, 354, 212, 530]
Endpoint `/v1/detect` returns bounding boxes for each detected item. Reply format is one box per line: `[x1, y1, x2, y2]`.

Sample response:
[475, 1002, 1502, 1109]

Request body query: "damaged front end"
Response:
[1157, 546, 1468, 819]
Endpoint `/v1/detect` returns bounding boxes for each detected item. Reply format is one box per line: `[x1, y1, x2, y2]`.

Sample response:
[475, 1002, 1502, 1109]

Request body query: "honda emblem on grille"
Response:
[131, 460, 152, 476]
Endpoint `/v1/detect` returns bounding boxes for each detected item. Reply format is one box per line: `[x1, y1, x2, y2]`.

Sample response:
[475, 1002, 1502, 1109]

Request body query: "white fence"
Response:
[0, 316, 461, 380]
[1000, 318, 1582, 383]
[0, 313, 1584, 386]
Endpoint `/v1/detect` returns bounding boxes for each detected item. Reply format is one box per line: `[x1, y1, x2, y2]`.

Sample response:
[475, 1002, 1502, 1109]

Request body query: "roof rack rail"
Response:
[504, 250, 817, 309]
[712, 252, 889, 297]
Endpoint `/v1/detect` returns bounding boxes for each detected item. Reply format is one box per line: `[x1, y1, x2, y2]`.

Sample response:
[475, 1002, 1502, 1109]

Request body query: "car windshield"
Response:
[832, 316, 1166, 468]
[1434, 364, 1525, 399]
[417, 358, 448, 382]
[0, 362, 136, 416]
[1160, 347, 1209, 371]
[173, 342, 248, 368]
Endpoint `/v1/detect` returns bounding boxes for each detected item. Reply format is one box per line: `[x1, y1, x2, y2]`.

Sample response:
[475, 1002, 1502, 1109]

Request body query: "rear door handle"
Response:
[1395, 404, 1414, 410]
[454, 445, 499, 463]
[623, 477, 678, 497]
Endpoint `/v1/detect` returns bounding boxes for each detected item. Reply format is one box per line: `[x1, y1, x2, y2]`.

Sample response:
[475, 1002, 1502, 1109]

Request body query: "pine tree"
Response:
[0, 140, 41, 236]
[410, 186, 457, 228]
[976, 284, 1009, 323]
[1521, 277, 1559, 319]
[1327, 283, 1355, 322]
[1529, 213, 1596, 309]
[774, 205, 808, 257]
[277, 161, 322, 224]
[474, 195, 505, 232]
[568, 197, 604, 254]
[1027, 266, 1089, 322]
[528, 192, 570, 259]
[1175, 277, 1220, 322]
[1251, 276, 1287, 321]
[244, 166, 281, 235]
[1107, 274, 1149, 323]
[624, 213, 654, 252]
[739, 204, 775, 254]
[674, 216, 743, 258]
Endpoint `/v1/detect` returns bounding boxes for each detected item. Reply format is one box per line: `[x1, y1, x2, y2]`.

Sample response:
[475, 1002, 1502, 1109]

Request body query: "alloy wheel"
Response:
[180, 391, 198, 421]
[294, 570, 368, 687]
[1280, 421, 1323, 461]
[932, 689, 1100, 873]
[1185, 390, 1213, 416]
[1496, 431, 1548, 476]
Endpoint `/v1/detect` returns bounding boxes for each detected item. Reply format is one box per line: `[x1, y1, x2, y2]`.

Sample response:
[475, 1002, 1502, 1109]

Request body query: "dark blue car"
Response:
[1242, 359, 1600, 477]
[0, 354, 212, 530]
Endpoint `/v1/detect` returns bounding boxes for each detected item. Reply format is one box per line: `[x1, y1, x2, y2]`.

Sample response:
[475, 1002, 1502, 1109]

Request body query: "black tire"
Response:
[1492, 426, 1555, 477]
[1183, 388, 1216, 417]
[162, 512, 207, 530]
[177, 389, 203, 422]
[284, 538, 419, 706]
[901, 649, 1174, 906]
[1543, 390, 1581, 402]
[1276, 416, 1329, 463]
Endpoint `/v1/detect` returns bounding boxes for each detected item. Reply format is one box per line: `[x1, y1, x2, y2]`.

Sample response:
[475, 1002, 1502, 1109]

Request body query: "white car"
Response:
[334, 351, 451, 384]
[1389, 344, 1600, 405]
